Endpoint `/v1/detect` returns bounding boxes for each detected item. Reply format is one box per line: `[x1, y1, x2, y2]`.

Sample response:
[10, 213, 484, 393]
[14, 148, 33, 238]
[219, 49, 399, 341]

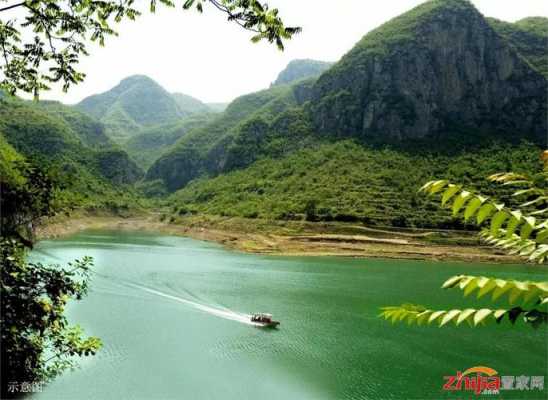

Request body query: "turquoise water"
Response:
[30, 230, 548, 399]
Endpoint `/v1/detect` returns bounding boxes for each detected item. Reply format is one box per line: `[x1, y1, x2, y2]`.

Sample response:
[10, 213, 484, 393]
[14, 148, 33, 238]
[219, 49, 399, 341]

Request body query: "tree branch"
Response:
[0, 1, 25, 12]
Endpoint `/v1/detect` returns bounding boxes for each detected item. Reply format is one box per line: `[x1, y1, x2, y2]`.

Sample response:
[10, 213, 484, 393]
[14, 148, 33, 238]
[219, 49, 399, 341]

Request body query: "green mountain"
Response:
[309, 0, 546, 143]
[76, 75, 209, 140]
[146, 81, 314, 191]
[171, 93, 211, 115]
[0, 97, 143, 207]
[488, 17, 548, 77]
[146, 0, 546, 196]
[123, 113, 214, 169]
[272, 59, 333, 86]
[33, 100, 113, 148]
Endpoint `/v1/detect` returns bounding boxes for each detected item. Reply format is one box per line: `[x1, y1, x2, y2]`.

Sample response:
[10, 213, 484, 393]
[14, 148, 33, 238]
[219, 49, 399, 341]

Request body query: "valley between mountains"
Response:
[2, 0, 547, 262]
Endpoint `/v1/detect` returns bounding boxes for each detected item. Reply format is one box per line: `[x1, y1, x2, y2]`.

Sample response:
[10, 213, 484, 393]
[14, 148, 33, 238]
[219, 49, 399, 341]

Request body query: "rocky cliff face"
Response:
[310, 0, 547, 144]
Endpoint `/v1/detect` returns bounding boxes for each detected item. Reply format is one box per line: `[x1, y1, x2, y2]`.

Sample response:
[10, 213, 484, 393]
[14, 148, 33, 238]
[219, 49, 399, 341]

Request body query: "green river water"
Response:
[29, 230, 547, 400]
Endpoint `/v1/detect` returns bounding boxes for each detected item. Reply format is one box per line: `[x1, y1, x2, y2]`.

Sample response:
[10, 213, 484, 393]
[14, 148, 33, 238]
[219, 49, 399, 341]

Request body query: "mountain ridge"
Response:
[76, 75, 211, 140]
[272, 59, 334, 86]
[146, 0, 547, 193]
[309, 0, 546, 142]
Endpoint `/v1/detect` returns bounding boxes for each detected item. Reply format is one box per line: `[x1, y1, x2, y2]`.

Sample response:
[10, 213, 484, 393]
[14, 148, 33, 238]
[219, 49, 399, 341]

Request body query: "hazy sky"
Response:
[15, 0, 548, 104]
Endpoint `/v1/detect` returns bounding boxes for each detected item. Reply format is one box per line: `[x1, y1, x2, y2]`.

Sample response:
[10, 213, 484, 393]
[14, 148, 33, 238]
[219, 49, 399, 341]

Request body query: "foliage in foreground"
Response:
[1, 242, 101, 392]
[419, 160, 547, 263]
[0, 155, 101, 397]
[380, 275, 548, 328]
[380, 152, 548, 329]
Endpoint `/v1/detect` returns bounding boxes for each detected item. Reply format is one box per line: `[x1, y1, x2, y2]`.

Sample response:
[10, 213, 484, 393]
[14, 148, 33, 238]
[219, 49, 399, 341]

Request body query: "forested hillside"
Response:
[146, 82, 314, 190]
[0, 97, 143, 209]
[124, 113, 214, 169]
[171, 141, 540, 228]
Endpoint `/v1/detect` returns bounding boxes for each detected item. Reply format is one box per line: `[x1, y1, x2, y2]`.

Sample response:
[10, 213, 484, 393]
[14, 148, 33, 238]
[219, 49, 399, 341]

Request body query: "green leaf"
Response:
[442, 275, 464, 289]
[477, 278, 497, 299]
[440, 310, 461, 326]
[464, 197, 483, 221]
[473, 309, 492, 326]
[429, 180, 448, 195]
[493, 309, 506, 320]
[490, 211, 508, 235]
[520, 222, 535, 240]
[508, 287, 522, 305]
[416, 310, 432, 326]
[459, 276, 475, 290]
[456, 309, 475, 325]
[452, 191, 471, 216]
[441, 185, 461, 206]
[477, 203, 495, 224]
[428, 311, 446, 324]
[505, 217, 521, 238]
[537, 229, 548, 243]
[463, 277, 479, 297]
[492, 282, 512, 301]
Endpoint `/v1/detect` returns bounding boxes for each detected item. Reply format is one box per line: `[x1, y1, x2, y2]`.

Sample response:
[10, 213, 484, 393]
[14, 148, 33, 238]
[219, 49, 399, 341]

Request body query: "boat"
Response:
[251, 313, 280, 328]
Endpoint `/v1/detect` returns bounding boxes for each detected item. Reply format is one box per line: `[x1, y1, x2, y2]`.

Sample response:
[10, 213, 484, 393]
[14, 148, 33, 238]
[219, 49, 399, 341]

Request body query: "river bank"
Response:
[35, 211, 522, 263]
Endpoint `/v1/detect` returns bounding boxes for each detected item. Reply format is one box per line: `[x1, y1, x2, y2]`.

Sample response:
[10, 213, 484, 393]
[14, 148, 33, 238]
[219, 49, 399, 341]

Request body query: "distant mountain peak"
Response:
[76, 75, 210, 140]
[272, 59, 333, 86]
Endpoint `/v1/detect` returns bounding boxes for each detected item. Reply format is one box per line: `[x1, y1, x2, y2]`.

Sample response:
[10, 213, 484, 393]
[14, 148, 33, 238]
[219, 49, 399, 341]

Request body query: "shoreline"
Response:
[35, 212, 523, 264]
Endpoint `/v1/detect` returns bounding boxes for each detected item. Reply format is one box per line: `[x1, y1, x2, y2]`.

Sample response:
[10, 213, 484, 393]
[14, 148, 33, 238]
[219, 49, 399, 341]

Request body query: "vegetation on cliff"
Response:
[488, 16, 548, 77]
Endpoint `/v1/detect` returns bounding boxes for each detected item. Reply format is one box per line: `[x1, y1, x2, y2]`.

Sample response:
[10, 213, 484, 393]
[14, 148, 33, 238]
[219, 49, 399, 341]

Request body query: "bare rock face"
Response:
[310, 0, 547, 144]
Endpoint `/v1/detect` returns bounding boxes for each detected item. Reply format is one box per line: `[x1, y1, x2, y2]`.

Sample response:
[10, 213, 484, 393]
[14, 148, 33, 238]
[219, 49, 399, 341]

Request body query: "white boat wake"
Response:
[128, 282, 258, 325]
[93, 273, 262, 326]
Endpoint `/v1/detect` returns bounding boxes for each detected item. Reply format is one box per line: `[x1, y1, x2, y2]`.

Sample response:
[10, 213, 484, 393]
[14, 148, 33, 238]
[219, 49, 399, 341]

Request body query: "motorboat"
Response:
[250, 313, 280, 328]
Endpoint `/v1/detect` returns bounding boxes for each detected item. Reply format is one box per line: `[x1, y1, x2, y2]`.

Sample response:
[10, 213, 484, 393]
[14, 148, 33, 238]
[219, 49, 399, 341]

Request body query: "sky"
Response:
[10, 0, 548, 104]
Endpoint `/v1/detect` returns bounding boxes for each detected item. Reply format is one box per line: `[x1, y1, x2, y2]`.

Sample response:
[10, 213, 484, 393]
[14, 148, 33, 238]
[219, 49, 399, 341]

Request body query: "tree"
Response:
[304, 198, 318, 222]
[0, 158, 101, 398]
[0, 0, 301, 97]
[380, 151, 548, 328]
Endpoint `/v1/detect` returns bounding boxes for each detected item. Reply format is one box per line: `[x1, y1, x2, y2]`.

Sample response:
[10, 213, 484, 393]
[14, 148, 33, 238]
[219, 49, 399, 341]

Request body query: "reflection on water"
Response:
[30, 230, 548, 400]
